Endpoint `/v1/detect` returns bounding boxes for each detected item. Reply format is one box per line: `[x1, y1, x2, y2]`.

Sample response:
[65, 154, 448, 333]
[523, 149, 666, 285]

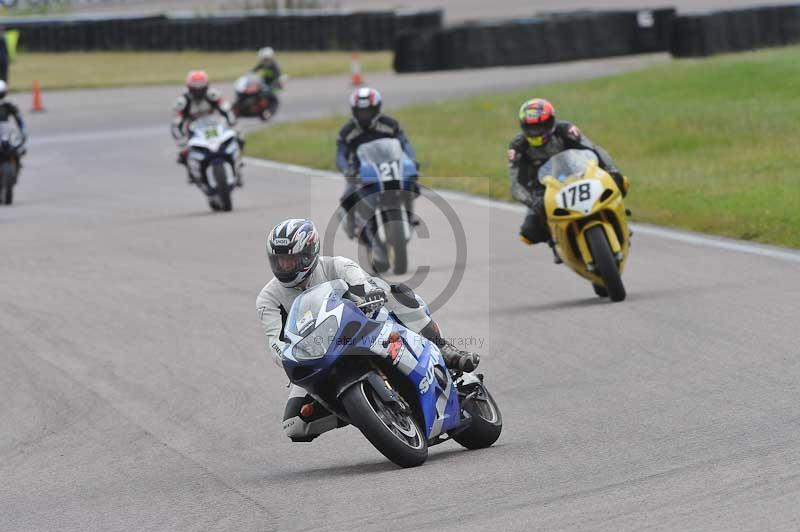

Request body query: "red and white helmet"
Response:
[186, 70, 209, 100]
[349, 87, 382, 128]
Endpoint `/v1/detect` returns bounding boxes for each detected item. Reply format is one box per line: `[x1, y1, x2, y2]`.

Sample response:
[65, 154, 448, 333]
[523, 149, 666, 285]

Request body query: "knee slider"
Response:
[283, 416, 318, 442]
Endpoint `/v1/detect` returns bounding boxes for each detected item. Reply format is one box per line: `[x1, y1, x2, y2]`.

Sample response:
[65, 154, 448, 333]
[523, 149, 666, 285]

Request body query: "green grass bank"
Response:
[246, 46, 800, 248]
[7, 50, 392, 91]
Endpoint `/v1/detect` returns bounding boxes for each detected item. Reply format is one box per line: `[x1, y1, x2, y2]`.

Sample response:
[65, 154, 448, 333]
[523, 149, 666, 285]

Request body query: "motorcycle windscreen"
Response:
[188, 117, 226, 143]
[285, 279, 348, 337]
[356, 138, 405, 185]
[537, 149, 599, 185]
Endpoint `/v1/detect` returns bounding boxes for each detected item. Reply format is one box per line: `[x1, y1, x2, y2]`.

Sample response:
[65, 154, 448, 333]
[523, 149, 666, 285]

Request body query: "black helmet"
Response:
[267, 219, 320, 288]
[349, 87, 382, 128]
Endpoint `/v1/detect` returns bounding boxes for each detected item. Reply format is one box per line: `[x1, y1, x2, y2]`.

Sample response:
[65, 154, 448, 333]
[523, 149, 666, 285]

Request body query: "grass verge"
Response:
[7, 50, 392, 91]
[245, 46, 800, 248]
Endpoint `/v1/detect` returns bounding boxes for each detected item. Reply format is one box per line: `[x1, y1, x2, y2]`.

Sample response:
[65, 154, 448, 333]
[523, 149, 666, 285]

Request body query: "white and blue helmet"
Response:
[267, 218, 320, 288]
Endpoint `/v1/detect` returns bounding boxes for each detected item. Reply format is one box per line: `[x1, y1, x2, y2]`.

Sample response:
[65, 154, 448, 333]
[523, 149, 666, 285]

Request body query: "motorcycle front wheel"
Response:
[342, 379, 428, 468]
[0, 161, 15, 205]
[585, 225, 626, 302]
[451, 384, 502, 449]
[212, 163, 233, 212]
[383, 208, 408, 275]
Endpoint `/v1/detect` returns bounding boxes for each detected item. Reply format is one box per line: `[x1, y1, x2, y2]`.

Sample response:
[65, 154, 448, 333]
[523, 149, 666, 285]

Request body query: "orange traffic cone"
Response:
[350, 52, 363, 87]
[31, 80, 44, 112]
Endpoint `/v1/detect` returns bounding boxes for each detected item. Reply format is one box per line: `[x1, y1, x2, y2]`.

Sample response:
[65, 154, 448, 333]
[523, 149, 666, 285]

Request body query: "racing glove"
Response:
[344, 166, 360, 184]
[348, 283, 386, 314]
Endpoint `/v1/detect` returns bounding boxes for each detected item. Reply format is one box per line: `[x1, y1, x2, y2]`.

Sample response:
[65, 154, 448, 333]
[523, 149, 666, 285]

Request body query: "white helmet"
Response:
[258, 47, 275, 61]
[0, 80, 7, 99]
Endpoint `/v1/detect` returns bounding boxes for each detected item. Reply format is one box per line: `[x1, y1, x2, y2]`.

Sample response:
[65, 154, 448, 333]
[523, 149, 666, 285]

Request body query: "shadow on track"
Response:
[493, 297, 607, 315]
[131, 205, 267, 225]
[264, 445, 507, 482]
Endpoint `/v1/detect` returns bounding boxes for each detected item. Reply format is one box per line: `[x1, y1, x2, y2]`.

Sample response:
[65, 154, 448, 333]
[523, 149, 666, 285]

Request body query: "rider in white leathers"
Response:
[256, 218, 480, 442]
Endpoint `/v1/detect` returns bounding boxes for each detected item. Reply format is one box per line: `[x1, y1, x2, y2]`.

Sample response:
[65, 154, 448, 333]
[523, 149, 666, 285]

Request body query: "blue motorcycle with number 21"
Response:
[354, 138, 419, 275]
[281, 280, 502, 468]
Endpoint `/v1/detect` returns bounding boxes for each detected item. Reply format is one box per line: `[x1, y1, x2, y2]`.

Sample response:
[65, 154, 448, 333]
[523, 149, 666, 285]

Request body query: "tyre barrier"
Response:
[671, 5, 800, 57]
[5, 9, 443, 52]
[394, 8, 676, 73]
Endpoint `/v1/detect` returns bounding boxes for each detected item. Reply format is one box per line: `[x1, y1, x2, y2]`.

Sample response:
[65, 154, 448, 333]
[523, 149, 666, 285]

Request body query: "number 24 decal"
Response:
[560, 183, 591, 208]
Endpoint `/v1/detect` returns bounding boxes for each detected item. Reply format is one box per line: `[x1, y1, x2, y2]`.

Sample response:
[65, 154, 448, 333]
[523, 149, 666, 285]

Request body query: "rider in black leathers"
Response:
[335, 87, 417, 238]
[509, 98, 627, 256]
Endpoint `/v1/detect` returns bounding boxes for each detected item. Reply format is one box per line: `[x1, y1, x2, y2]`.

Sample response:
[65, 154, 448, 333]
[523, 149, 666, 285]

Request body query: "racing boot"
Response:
[340, 206, 356, 240]
[548, 240, 563, 264]
[235, 160, 245, 187]
[419, 321, 480, 373]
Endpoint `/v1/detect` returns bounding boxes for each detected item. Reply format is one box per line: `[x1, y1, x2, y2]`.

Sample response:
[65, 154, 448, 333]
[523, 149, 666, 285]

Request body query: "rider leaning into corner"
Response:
[252, 46, 283, 88]
[256, 218, 480, 442]
[508, 98, 629, 261]
[0, 80, 27, 156]
[335, 87, 418, 239]
[251, 47, 283, 118]
[171, 70, 243, 184]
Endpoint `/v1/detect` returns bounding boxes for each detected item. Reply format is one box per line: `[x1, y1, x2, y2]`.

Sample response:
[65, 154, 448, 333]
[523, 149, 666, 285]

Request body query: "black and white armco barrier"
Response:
[671, 5, 800, 57]
[5, 9, 442, 52]
[394, 9, 676, 73]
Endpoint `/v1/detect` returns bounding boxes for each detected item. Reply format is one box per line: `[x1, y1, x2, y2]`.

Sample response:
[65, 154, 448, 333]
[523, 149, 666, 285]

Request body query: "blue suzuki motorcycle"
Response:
[353, 138, 419, 275]
[281, 280, 502, 468]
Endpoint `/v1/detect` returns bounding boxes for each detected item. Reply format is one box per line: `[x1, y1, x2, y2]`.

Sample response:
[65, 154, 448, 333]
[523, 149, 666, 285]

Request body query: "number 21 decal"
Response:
[378, 161, 401, 181]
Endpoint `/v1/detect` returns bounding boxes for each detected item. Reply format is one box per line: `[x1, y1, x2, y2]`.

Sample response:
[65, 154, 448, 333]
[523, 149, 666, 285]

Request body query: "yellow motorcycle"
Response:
[538, 149, 630, 302]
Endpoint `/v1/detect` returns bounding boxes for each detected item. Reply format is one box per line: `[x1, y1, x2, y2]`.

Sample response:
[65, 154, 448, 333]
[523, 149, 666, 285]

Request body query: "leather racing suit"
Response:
[256, 256, 441, 442]
[335, 114, 418, 219]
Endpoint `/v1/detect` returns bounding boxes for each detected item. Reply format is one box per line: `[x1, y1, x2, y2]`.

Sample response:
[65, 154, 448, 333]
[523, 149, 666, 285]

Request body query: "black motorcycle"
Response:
[0, 123, 24, 206]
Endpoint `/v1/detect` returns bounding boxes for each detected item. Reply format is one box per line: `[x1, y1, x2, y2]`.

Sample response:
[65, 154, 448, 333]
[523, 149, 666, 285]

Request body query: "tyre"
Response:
[0, 161, 14, 205]
[585, 225, 626, 302]
[342, 379, 428, 468]
[451, 385, 502, 450]
[213, 164, 232, 212]
[593, 284, 608, 298]
[383, 208, 408, 275]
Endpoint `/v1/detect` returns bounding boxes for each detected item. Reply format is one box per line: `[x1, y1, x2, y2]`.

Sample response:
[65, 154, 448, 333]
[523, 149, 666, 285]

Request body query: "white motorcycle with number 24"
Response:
[186, 117, 242, 212]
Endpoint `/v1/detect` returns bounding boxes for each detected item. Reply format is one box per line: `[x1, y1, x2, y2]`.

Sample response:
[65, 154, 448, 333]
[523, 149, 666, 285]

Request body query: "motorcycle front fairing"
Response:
[539, 150, 630, 283]
[356, 138, 419, 202]
[281, 281, 461, 440]
[187, 119, 239, 190]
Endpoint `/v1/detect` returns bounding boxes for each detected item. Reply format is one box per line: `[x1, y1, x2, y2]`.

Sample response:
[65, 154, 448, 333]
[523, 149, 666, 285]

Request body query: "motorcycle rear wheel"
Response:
[342, 379, 428, 468]
[585, 225, 626, 302]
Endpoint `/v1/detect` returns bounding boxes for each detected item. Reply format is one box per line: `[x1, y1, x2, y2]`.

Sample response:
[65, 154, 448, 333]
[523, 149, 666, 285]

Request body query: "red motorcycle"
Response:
[232, 73, 281, 121]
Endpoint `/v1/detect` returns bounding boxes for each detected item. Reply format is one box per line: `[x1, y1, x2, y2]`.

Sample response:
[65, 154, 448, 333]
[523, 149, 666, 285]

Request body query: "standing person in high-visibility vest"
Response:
[0, 26, 9, 82]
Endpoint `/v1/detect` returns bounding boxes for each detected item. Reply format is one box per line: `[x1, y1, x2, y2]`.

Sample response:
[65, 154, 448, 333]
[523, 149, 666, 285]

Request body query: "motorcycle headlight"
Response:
[293, 316, 339, 361]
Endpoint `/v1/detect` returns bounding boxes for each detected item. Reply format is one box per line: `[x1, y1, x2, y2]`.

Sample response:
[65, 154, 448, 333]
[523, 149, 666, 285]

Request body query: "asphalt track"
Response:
[3, 55, 800, 532]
